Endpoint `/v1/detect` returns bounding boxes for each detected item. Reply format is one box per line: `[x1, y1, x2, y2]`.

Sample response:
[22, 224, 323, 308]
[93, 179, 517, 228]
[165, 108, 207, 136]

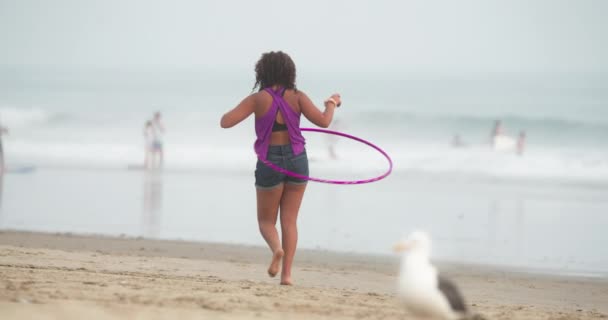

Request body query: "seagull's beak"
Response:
[393, 240, 411, 253]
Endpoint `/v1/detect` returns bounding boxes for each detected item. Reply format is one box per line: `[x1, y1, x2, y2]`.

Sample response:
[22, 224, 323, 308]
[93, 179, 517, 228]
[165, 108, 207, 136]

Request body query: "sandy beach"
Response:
[0, 231, 606, 319]
[2, 1, 608, 319]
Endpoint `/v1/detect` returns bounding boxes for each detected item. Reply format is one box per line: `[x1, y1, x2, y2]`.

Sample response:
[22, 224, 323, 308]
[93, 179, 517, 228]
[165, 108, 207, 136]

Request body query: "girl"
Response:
[220, 51, 341, 285]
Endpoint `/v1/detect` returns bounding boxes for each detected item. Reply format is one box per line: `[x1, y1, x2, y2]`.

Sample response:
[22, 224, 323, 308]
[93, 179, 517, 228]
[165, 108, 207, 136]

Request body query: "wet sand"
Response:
[0, 231, 607, 319]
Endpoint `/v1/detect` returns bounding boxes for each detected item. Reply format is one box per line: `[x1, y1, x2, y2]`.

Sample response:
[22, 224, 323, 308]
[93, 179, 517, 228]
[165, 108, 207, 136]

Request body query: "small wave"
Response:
[5, 137, 608, 186]
[384, 142, 608, 184]
[354, 111, 608, 131]
[0, 106, 70, 128]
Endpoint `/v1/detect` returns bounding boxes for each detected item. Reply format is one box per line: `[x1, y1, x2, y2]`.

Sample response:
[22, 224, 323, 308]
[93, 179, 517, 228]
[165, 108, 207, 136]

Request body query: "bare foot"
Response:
[280, 276, 292, 285]
[267, 249, 284, 277]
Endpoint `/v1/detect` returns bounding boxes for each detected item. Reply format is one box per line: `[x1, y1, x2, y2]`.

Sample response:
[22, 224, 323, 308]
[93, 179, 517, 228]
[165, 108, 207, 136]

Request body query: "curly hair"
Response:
[252, 51, 297, 92]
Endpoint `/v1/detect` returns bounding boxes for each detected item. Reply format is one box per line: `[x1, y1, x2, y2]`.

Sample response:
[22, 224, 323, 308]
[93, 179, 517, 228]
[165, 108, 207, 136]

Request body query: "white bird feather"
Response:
[395, 231, 469, 320]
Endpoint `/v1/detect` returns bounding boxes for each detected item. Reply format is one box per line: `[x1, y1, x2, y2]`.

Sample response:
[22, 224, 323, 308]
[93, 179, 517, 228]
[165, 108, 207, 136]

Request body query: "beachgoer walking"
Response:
[220, 51, 341, 285]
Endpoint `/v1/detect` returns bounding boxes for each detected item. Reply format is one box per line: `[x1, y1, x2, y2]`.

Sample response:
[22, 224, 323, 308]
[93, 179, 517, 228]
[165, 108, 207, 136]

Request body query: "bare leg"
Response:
[152, 150, 160, 169]
[149, 151, 155, 169]
[144, 147, 150, 169]
[159, 148, 164, 168]
[279, 183, 307, 285]
[256, 184, 285, 277]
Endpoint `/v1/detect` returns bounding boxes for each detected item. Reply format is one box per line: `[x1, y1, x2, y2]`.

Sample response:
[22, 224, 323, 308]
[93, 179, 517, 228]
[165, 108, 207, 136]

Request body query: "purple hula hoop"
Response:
[258, 128, 393, 184]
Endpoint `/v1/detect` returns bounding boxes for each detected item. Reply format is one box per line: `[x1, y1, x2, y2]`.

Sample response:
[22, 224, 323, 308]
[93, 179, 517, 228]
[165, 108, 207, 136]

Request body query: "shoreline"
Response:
[7, 164, 608, 190]
[1, 229, 606, 280]
[1, 230, 607, 319]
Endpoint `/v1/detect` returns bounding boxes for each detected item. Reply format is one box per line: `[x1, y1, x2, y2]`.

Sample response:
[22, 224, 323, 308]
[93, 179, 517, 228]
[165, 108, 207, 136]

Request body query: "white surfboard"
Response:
[5, 165, 37, 174]
[493, 135, 516, 151]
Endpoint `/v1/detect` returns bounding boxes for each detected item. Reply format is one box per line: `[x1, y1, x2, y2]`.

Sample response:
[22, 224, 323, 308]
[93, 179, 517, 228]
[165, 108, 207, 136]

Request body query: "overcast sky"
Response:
[1, 0, 606, 73]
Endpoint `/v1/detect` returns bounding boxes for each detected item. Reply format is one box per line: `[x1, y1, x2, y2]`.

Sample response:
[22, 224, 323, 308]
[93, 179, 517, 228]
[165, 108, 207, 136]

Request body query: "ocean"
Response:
[2, 68, 607, 184]
[1, 67, 607, 277]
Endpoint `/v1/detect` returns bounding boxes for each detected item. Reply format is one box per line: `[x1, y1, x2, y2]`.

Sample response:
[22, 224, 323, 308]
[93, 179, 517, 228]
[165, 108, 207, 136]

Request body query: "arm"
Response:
[220, 94, 256, 128]
[299, 92, 341, 128]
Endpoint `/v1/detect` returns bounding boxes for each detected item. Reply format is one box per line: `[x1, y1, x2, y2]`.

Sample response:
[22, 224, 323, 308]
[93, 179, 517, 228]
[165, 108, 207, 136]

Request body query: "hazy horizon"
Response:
[1, 0, 607, 73]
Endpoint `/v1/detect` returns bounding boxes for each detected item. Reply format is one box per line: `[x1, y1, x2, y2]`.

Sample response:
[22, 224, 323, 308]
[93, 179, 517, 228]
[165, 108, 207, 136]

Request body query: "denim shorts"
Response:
[255, 145, 309, 189]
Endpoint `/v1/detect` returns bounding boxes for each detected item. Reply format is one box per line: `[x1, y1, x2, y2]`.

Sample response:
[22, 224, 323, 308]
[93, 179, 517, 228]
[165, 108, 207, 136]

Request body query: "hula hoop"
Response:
[257, 128, 393, 184]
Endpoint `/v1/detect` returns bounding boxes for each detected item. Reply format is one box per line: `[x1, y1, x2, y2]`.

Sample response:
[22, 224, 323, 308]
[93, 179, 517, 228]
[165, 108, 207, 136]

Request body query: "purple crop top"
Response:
[254, 87, 306, 159]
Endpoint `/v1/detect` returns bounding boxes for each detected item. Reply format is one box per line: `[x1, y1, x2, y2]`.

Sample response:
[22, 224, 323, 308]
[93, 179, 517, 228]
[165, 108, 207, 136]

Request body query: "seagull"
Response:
[394, 231, 479, 320]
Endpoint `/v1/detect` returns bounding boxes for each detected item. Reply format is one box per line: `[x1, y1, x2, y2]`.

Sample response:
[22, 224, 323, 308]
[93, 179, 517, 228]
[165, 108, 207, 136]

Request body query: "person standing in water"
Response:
[490, 119, 503, 147]
[451, 134, 466, 148]
[516, 130, 526, 156]
[143, 120, 155, 169]
[220, 51, 341, 285]
[327, 118, 341, 159]
[150, 112, 165, 168]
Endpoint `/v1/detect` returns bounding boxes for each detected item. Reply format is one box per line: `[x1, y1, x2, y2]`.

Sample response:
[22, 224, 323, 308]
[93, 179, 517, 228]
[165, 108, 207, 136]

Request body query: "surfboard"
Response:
[493, 135, 516, 151]
[5, 165, 36, 174]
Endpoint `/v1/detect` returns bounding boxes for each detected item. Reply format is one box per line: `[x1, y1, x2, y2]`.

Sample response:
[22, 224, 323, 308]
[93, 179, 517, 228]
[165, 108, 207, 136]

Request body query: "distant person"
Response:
[220, 51, 341, 285]
[0, 125, 8, 174]
[490, 120, 504, 147]
[451, 134, 466, 148]
[516, 130, 526, 156]
[151, 111, 165, 168]
[327, 118, 341, 159]
[143, 113, 164, 169]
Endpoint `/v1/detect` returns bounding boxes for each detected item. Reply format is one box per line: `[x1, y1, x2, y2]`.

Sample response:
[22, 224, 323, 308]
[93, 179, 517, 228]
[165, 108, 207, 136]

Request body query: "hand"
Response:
[325, 93, 342, 107]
